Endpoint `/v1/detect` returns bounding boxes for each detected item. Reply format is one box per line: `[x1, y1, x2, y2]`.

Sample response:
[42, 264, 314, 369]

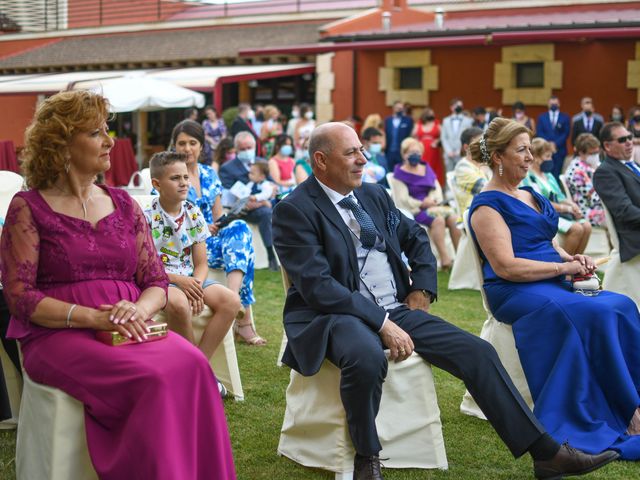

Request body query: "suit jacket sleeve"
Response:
[273, 199, 387, 331]
[594, 165, 640, 228]
[557, 114, 570, 146]
[218, 163, 236, 189]
[440, 119, 453, 155]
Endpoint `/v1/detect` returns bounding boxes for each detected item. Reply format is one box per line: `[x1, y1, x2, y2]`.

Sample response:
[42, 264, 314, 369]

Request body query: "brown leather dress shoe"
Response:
[354, 454, 384, 480]
[533, 443, 619, 479]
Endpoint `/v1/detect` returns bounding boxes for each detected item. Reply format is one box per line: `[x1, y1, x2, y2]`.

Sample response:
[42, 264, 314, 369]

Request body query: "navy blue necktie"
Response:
[250, 183, 260, 195]
[338, 196, 378, 248]
[625, 161, 640, 178]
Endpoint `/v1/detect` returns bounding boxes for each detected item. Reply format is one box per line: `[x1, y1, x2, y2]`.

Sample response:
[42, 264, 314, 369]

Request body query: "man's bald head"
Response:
[309, 122, 353, 171]
[309, 122, 367, 195]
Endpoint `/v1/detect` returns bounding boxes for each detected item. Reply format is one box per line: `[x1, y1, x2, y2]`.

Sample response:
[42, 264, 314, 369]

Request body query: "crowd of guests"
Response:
[1, 89, 640, 480]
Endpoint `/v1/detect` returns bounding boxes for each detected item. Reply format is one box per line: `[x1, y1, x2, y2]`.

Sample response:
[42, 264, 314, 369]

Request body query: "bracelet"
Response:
[66, 304, 77, 328]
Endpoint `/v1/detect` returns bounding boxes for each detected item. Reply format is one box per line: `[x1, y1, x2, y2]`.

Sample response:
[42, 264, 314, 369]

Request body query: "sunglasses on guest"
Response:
[614, 135, 633, 144]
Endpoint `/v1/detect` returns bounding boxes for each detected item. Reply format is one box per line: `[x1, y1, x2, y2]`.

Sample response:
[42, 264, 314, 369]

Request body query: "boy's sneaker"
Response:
[217, 380, 228, 399]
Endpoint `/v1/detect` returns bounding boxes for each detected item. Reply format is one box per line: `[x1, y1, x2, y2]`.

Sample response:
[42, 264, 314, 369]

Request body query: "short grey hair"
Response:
[234, 131, 255, 149]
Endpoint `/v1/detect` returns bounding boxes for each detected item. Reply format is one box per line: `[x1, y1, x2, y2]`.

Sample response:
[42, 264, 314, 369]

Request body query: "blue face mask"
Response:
[369, 143, 382, 154]
[408, 153, 422, 166]
[237, 149, 255, 165]
[549, 104, 559, 112]
[280, 145, 293, 157]
[540, 159, 554, 173]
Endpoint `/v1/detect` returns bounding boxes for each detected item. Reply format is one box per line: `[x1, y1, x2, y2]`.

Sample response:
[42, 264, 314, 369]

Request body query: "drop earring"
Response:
[498, 164, 503, 177]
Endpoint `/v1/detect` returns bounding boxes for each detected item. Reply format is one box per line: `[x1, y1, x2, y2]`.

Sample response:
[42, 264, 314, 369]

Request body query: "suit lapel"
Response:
[308, 177, 359, 275]
[608, 156, 640, 185]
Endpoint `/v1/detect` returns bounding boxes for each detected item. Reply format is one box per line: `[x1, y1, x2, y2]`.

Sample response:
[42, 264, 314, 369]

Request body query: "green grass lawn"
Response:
[1, 270, 638, 479]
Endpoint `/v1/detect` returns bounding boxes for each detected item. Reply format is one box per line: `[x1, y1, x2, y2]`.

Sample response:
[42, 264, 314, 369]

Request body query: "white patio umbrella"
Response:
[89, 75, 205, 165]
[93, 74, 205, 113]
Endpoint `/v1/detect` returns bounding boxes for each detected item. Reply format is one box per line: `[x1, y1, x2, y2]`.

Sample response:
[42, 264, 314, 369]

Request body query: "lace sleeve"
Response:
[131, 197, 169, 294]
[0, 195, 46, 324]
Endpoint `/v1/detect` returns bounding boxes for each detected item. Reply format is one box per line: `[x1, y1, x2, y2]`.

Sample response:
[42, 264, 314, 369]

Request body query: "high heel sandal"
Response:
[233, 316, 267, 346]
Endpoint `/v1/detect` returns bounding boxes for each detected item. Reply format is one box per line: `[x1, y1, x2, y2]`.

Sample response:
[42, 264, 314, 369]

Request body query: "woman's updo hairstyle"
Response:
[23, 90, 111, 190]
[469, 118, 532, 167]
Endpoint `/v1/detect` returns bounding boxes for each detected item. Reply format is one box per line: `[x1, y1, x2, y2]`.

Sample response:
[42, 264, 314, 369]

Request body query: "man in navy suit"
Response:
[536, 96, 570, 179]
[594, 122, 640, 305]
[570, 97, 603, 147]
[219, 131, 278, 270]
[272, 122, 617, 480]
[384, 101, 413, 169]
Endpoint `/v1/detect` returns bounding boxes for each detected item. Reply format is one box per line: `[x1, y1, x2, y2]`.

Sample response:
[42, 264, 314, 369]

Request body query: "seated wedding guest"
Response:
[360, 113, 386, 150]
[362, 127, 389, 186]
[268, 134, 296, 196]
[412, 107, 444, 186]
[0, 90, 236, 478]
[202, 105, 227, 165]
[219, 131, 278, 272]
[293, 137, 312, 185]
[260, 105, 283, 159]
[294, 104, 315, 158]
[146, 152, 240, 386]
[469, 117, 640, 462]
[453, 126, 488, 214]
[247, 161, 274, 205]
[171, 121, 266, 345]
[521, 138, 591, 255]
[512, 101, 536, 131]
[392, 137, 460, 270]
[212, 137, 235, 172]
[564, 133, 606, 227]
[273, 121, 618, 480]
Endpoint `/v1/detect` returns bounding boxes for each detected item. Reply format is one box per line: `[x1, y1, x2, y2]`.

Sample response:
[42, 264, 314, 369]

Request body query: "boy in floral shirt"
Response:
[145, 152, 241, 387]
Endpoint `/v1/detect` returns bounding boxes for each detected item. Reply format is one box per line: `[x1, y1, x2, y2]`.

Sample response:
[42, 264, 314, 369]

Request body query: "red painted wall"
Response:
[0, 95, 38, 147]
[67, 0, 188, 28]
[333, 39, 639, 129]
[332, 50, 355, 121]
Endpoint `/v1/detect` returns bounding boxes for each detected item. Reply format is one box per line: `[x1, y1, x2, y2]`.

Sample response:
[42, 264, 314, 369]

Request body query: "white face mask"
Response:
[585, 153, 600, 168]
[304, 111, 314, 120]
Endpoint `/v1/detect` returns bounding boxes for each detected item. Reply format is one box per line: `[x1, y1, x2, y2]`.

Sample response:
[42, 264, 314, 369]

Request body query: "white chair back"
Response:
[130, 194, 156, 211]
[0, 170, 24, 218]
[445, 171, 461, 218]
[459, 210, 534, 417]
[602, 204, 620, 252]
[123, 168, 152, 196]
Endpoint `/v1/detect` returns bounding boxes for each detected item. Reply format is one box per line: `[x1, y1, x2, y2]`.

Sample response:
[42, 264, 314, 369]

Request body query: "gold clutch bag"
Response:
[95, 321, 168, 346]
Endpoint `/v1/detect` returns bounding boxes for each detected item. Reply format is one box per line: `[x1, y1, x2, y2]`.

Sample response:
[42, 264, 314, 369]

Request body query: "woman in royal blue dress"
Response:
[468, 118, 640, 460]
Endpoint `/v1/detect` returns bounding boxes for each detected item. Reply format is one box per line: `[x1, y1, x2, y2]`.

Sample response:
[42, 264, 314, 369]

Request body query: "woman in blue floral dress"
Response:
[171, 120, 266, 345]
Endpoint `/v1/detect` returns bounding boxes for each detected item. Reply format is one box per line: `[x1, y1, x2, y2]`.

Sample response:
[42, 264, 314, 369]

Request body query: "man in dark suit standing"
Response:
[384, 101, 413, 169]
[272, 122, 617, 480]
[230, 103, 262, 156]
[571, 97, 603, 147]
[536, 96, 570, 179]
[593, 122, 640, 305]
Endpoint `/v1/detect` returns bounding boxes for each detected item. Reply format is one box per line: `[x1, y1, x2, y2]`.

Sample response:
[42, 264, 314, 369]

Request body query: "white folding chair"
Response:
[0, 170, 24, 218]
[459, 210, 534, 418]
[601, 206, 640, 310]
[277, 271, 447, 478]
[16, 372, 97, 480]
[446, 172, 480, 290]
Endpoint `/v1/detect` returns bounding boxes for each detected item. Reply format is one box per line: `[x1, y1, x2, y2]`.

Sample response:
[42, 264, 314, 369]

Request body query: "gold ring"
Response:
[399, 348, 406, 354]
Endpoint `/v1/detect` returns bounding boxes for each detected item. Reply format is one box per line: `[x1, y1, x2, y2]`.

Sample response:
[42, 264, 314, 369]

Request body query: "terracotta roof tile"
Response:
[0, 23, 321, 72]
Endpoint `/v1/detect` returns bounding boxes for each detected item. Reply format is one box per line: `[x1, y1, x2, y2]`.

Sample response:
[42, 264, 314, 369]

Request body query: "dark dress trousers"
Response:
[272, 176, 545, 457]
[593, 155, 640, 262]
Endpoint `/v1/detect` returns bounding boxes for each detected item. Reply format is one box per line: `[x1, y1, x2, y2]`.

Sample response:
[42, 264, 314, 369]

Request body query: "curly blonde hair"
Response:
[22, 90, 111, 189]
[469, 118, 532, 167]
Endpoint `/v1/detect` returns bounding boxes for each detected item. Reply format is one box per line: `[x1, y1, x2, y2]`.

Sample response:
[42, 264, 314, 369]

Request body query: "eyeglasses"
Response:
[615, 135, 633, 144]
